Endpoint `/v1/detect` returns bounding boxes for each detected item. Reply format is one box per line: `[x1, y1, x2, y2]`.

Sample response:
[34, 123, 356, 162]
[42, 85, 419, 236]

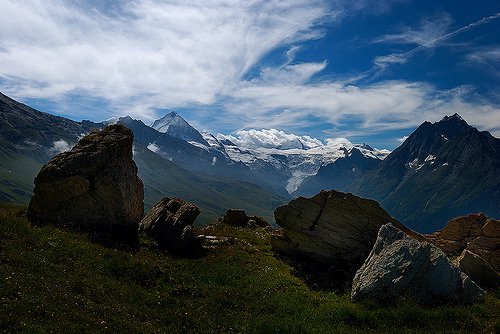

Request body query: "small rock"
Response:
[351, 223, 484, 304]
[219, 209, 269, 228]
[139, 197, 202, 254]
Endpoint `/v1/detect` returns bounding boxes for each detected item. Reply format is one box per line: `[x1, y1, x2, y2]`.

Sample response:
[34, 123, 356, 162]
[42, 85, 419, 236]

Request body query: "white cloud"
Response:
[0, 1, 498, 141]
[49, 139, 72, 154]
[466, 46, 500, 77]
[221, 78, 500, 137]
[325, 137, 353, 148]
[0, 0, 331, 120]
[217, 129, 323, 149]
[374, 13, 452, 46]
[147, 142, 160, 153]
[397, 135, 409, 143]
[467, 47, 500, 64]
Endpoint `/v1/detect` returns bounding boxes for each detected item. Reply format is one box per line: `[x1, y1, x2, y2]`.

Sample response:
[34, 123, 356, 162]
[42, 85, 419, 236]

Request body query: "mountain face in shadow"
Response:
[348, 114, 500, 232]
[294, 148, 381, 197]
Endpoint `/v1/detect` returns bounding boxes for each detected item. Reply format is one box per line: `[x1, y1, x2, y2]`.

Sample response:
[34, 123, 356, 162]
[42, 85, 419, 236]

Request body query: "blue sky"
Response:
[0, 0, 498, 148]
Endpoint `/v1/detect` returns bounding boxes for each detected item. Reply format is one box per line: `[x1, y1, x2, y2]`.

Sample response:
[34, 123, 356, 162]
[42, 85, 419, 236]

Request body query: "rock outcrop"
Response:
[271, 190, 414, 275]
[351, 224, 484, 304]
[28, 124, 144, 244]
[139, 197, 202, 254]
[425, 213, 499, 289]
[218, 209, 269, 228]
[454, 250, 499, 290]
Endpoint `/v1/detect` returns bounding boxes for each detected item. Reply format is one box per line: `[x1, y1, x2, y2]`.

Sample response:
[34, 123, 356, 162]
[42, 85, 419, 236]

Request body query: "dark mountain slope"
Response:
[294, 148, 380, 197]
[349, 114, 500, 232]
[0, 92, 98, 151]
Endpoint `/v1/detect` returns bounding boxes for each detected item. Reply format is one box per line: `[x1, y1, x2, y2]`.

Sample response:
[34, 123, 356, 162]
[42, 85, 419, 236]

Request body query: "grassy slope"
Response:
[134, 142, 286, 224]
[1, 204, 498, 334]
[0, 141, 286, 225]
[0, 140, 40, 203]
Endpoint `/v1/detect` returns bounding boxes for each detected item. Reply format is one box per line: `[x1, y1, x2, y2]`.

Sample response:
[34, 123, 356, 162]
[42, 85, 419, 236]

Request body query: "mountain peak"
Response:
[151, 111, 208, 145]
[431, 113, 472, 138]
[151, 111, 189, 131]
[439, 113, 464, 123]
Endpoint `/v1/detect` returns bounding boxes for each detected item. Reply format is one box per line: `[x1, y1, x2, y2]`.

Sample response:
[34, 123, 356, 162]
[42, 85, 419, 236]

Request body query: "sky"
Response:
[0, 0, 499, 149]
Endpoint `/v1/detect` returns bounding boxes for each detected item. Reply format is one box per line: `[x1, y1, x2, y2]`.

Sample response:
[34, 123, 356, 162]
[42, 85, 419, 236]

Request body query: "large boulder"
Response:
[271, 190, 414, 274]
[218, 209, 269, 228]
[139, 197, 202, 254]
[425, 213, 499, 289]
[28, 124, 144, 243]
[351, 224, 484, 304]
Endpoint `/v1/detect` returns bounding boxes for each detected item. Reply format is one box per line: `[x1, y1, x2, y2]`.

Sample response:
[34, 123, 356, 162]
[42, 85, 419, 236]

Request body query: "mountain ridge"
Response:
[348, 114, 500, 232]
[0, 92, 286, 223]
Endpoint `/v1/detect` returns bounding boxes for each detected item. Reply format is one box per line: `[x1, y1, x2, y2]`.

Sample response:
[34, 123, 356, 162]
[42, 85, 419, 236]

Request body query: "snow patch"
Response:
[407, 158, 424, 170]
[24, 139, 41, 147]
[189, 141, 210, 151]
[424, 155, 436, 164]
[147, 142, 160, 153]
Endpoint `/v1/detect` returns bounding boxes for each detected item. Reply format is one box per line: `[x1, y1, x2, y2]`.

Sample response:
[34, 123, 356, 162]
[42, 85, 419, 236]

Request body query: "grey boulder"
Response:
[351, 223, 484, 304]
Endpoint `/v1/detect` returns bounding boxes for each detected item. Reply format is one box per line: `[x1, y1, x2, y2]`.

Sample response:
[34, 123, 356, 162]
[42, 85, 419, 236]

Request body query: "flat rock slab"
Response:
[352, 224, 484, 304]
[271, 190, 412, 273]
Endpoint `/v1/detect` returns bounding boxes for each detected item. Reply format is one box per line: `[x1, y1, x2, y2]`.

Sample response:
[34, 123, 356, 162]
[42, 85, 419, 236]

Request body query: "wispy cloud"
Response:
[220, 70, 500, 138]
[0, 0, 332, 119]
[374, 12, 500, 70]
[374, 12, 453, 46]
[0, 1, 498, 144]
[466, 46, 500, 77]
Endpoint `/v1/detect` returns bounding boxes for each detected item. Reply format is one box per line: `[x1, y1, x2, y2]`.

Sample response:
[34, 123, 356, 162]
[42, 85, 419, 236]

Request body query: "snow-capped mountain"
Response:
[149, 113, 390, 193]
[151, 111, 208, 145]
[213, 132, 390, 193]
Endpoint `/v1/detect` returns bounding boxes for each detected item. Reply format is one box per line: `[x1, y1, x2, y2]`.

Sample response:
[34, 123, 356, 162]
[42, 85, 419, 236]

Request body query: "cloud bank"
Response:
[218, 129, 323, 150]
